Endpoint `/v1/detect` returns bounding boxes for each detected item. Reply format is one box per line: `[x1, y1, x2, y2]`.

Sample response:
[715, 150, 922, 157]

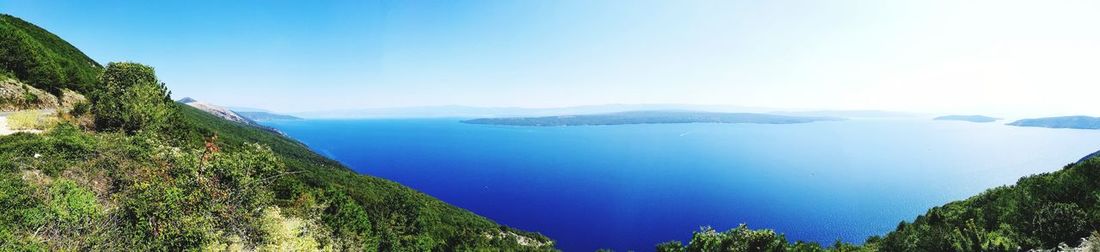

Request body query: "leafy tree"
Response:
[92, 62, 174, 133]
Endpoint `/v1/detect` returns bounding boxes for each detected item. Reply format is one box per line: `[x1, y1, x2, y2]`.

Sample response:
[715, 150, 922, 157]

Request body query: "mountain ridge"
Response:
[463, 110, 844, 126]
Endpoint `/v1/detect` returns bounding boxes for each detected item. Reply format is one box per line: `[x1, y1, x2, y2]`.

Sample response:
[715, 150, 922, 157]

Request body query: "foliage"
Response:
[0, 14, 102, 95]
[653, 225, 868, 252]
[254, 207, 331, 251]
[658, 156, 1100, 252]
[0, 41, 552, 252]
[91, 62, 174, 133]
[69, 100, 89, 116]
[873, 159, 1100, 251]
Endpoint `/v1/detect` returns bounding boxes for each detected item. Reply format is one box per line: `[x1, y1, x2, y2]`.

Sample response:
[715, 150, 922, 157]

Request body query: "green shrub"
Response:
[255, 207, 331, 251]
[92, 62, 174, 133]
[46, 179, 100, 227]
[0, 172, 47, 251]
[70, 101, 89, 116]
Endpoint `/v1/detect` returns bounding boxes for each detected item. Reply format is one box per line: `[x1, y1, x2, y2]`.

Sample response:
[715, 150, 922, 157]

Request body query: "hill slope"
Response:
[172, 103, 554, 250]
[655, 153, 1100, 251]
[0, 14, 102, 94]
[0, 13, 552, 251]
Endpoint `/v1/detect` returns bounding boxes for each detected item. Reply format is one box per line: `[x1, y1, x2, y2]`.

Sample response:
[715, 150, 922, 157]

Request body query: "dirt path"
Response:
[0, 115, 11, 135]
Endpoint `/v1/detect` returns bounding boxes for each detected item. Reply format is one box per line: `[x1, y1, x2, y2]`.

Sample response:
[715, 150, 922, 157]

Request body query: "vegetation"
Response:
[91, 62, 174, 133]
[0, 14, 102, 95]
[1008, 116, 1100, 130]
[7, 110, 54, 130]
[0, 13, 552, 251]
[654, 157, 1100, 251]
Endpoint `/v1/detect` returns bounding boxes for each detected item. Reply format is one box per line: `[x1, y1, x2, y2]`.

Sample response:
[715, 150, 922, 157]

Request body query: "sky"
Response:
[2, 0, 1099, 116]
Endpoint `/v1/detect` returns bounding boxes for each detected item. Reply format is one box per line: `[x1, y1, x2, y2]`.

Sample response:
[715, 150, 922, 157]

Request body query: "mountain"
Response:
[177, 97, 255, 125]
[235, 111, 301, 121]
[0, 14, 552, 251]
[771, 110, 923, 118]
[933, 115, 1000, 123]
[294, 104, 774, 119]
[1008, 116, 1100, 129]
[463, 110, 843, 126]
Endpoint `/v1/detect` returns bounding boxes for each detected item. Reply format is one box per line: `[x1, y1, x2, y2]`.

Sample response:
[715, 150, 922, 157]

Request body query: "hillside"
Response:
[655, 152, 1100, 251]
[1008, 116, 1100, 130]
[463, 110, 843, 126]
[178, 97, 258, 126]
[0, 14, 552, 251]
[0, 14, 102, 95]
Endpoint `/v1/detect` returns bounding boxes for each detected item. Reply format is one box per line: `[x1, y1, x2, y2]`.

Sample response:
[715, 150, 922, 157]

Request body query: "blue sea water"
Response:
[263, 118, 1100, 251]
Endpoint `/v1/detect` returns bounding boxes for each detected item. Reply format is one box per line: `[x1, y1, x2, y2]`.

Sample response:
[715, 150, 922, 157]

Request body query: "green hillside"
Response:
[654, 157, 1100, 252]
[0, 14, 102, 95]
[0, 14, 552, 251]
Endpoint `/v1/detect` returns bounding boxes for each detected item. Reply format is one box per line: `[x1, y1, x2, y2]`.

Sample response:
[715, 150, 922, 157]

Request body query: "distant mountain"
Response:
[933, 115, 1000, 123]
[1007, 116, 1100, 129]
[177, 97, 255, 125]
[294, 104, 774, 119]
[772, 110, 922, 118]
[235, 111, 301, 121]
[462, 110, 843, 126]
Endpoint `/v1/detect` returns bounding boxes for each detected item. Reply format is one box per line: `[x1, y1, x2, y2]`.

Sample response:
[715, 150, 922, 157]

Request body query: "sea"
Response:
[263, 118, 1100, 251]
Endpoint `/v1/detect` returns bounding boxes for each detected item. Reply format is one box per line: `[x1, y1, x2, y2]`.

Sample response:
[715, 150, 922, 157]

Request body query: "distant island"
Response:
[1007, 116, 1100, 129]
[462, 111, 843, 126]
[235, 111, 301, 121]
[772, 110, 921, 118]
[933, 115, 1000, 123]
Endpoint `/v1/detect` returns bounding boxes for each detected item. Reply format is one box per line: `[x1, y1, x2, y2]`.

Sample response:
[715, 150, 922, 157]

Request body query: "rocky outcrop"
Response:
[178, 97, 256, 125]
[0, 78, 58, 111]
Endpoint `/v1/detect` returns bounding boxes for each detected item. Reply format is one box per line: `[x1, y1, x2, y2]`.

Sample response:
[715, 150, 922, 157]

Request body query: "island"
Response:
[933, 115, 1000, 123]
[1007, 116, 1100, 129]
[462, 110, 843, 126]
[235, 111, 302, 121]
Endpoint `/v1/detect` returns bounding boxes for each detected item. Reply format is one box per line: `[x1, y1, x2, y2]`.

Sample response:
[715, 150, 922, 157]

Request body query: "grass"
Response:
[7, 110, 53, 130]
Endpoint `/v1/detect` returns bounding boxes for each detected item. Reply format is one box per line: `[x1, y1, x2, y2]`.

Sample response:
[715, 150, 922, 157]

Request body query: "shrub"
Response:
[46, 179, 101, 228]
[92, 62, 174, 133]
[70, 101, 89, 116]
[255, 207, 330, 251]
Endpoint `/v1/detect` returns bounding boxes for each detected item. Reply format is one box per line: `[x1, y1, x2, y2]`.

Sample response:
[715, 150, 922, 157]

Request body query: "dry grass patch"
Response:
[8, 110, 56, 130]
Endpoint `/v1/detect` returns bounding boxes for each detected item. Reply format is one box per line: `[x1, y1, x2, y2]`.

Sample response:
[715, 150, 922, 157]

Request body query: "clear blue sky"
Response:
[3, 0, 1099, 116]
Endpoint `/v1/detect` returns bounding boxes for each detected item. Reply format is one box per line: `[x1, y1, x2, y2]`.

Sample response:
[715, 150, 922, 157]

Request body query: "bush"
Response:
[92, 62, 174, 133]
[70, 101, 89, 116]
[255, 207, 330, 251]
[46, 179, 100, 226]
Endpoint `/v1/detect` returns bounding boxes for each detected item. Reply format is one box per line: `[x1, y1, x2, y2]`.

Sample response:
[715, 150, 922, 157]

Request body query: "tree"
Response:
[92, 62, 174, 133]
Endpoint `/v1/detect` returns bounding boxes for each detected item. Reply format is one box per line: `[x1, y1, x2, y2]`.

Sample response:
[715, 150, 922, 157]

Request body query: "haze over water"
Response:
[265, 118, 1100, 251]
